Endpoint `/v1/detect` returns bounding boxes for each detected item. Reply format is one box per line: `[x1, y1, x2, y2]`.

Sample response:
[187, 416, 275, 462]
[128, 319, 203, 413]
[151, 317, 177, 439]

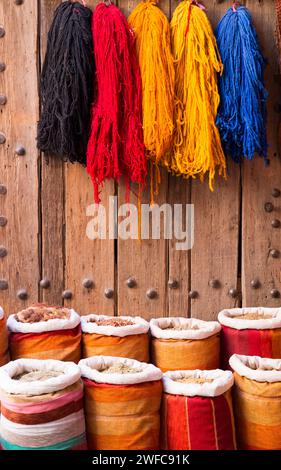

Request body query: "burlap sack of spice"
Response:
[218, 307, 281, 369]
[161, 369, 236, 450]
[0, 358, 87, 450]
[150, 317, 221, 372]
[230, 354, 281, 450]
[79, 356, 162, 450]
[81, 314, 149, 362]
[8, 305, 81, 363]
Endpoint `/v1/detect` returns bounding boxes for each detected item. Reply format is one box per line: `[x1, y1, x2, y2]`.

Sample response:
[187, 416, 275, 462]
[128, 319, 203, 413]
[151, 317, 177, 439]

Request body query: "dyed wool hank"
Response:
[87, 2, 147, 203]
[37, 1, 94, 164]
[170, 0, 226, 191]
[216, 5, 268, 163]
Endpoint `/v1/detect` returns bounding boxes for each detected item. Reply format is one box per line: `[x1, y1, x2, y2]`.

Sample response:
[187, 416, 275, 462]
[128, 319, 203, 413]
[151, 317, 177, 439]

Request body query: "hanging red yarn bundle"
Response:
[87, 2, 147, 203]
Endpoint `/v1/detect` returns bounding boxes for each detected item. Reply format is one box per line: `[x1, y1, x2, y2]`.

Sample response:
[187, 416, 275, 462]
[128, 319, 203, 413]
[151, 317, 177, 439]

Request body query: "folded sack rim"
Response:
[7, 309, 81, 333]
[0, 358, 81, 395]
[81, 314, 149, 336]
[218, 307, 281, 330]
[162, 369, 233, 397]
[229, 354, 281, 382]
[150, 317, 221, 340]
[79, 355, 162, 385]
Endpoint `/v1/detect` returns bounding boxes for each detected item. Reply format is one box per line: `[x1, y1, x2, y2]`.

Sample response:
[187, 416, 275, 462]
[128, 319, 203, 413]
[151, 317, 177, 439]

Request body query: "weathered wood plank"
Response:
[0, 0, 39, 313]
[117, 0, 169, 319]
[64, 0, 115, 315]
[1, 0, 279, 320]
[191, 162, 241, 319]
[189, 1, 241, 320]
[242, 0, 281, 306]
[40, 0, 65, 306]
[117, 173, 169, 319]
[168, 175, 190, 317]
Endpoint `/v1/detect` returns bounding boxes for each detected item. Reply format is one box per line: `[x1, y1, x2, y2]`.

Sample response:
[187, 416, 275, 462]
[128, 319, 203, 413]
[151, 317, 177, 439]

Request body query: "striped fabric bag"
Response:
[8, 305, 81, 362]
[0, 306, 9, 367]
[230, 354, 281, 450]
[218, 307, 281, 369]
[150, 317, 221, 372]
[81, 315, 149, 362]
[161, 369, 236, 450]
[79, 356, 163, 450]
[0, 359, 87, 450]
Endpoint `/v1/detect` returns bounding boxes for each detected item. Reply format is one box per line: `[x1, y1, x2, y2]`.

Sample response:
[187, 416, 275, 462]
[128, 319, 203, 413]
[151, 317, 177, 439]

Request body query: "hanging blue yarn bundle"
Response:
[216, 6, 268, 163]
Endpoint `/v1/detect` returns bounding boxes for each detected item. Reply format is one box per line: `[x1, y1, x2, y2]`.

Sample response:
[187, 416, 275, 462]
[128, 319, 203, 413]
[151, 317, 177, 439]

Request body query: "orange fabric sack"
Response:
[230, 354, 281, 450]
[81, 315, 149, 362]
[0, 307, 9, 366]
[8, 307, 81, 362]
[161, 369, 236, 450]
[218, 307, 281, 369]
[150, 317, 221, 372]
[79, 356, 163, 450]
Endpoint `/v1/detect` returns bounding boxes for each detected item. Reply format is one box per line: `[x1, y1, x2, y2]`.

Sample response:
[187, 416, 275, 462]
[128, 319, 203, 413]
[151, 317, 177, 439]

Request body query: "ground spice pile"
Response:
[174, 376, 214, 384]
[89, 318, 135, 327]
[15, 305, 70, 323]
[234, 312, 273, 320]
[14, 370, 63, 382]
[99, 363, 142, 374]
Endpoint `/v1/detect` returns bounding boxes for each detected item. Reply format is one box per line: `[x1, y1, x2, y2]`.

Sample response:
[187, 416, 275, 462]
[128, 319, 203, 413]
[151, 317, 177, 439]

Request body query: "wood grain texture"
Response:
[0, 0, 280, 318]
[117, 172, 169, 319]
[168, 175, 190, 317]
[40, 0, 65, 306]
[242, 0, 281, 306]
[0, 0, 39, 313]
[117, 0, 169, 319]
[64, 0, 115, 315]
[189, 1, 241, 320]
[191, 162, 241, 319]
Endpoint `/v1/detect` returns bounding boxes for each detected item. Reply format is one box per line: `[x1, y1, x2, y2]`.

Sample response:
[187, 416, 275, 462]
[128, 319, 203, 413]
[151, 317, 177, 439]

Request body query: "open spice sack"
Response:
[7, 304, 81, 362]
[81, 314, 149, 362]
[150, 317, 221, 371]
[0, 358, 87, 450]
[79, 356, 162, 450]
[0, 306, 9, 367]
[161, 369, 236, 450]
[230, 354, 281, 450]
[218, 307, 281, 369]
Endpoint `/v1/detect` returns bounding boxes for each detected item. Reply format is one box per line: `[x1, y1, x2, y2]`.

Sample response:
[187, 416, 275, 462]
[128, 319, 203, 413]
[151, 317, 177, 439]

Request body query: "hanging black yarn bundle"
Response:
[37, 1, 94, 164]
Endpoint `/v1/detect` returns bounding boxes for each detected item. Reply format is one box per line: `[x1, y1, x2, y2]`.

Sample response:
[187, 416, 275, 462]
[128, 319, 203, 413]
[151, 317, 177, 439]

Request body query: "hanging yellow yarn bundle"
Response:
[170, 1, 226, 190]
[128, 1, 175, 198]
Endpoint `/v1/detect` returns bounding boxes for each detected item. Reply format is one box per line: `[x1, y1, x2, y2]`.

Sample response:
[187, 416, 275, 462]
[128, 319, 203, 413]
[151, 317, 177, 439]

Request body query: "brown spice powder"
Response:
[161, 323, 199, 331]
[89, 318, 134, 327]
[14, 370, 63, 382]
[99, 363, 142, 374]
[15, 306, 70, 323]
[173, 376, 214, 384]
[232, 313, 273, 320]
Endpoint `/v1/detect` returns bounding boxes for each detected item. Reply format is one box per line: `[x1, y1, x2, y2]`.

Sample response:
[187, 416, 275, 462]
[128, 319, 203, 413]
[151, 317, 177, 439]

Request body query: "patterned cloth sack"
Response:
[81, 315, 149, 362]
[161, 369, 236, 450]
[0, 359, 87, 450]
[218, 307, 281, 369]
[0, 306, 9, 367]
[150, 317, 221, 371]
[79, 356, 162, 450]
[230, 354, 281, 450]
[8, 305, 81, 362]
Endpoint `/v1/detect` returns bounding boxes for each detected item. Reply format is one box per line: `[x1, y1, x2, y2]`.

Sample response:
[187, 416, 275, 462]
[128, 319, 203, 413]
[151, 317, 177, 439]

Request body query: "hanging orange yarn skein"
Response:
[170, 0, 226, 190]
[128, 0, 175, 202]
